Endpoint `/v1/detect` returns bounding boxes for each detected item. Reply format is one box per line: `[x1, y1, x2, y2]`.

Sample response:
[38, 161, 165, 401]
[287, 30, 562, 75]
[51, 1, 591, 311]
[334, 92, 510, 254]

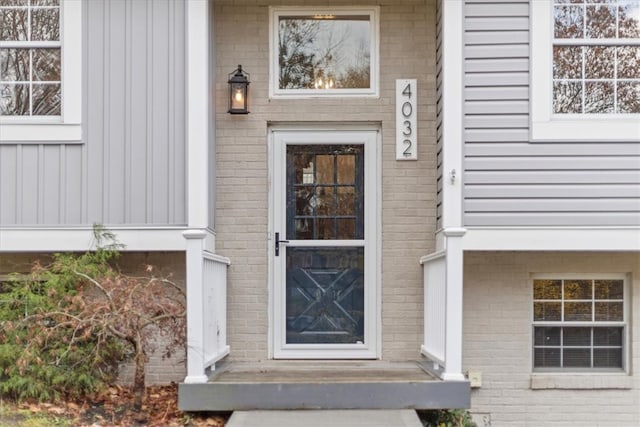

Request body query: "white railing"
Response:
[183, 230, 230, 383]
[202, 252, 230, 369]
[419, 228, 466, 382]
[420, 250, 447, 372]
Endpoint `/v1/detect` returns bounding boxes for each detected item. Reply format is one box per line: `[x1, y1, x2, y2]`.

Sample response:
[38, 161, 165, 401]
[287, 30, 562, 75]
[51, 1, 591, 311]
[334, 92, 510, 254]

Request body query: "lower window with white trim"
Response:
[533, 276, 627, 371]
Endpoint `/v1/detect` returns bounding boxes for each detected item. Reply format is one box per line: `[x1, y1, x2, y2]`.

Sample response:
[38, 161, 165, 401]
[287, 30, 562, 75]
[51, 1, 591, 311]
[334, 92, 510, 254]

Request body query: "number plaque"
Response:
[396, 79, 417, 160]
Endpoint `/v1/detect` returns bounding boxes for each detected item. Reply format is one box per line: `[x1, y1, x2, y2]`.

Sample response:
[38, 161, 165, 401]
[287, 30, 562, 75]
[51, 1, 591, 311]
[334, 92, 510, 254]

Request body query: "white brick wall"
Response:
[214, 0, 438, 362]
[464, 251, 640, 426]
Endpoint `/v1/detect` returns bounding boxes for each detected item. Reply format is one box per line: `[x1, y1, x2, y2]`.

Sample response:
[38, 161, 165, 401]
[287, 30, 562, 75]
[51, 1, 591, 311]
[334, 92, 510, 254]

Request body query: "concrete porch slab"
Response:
[226, 409, 423, 427]
[179, 360, 470, 411]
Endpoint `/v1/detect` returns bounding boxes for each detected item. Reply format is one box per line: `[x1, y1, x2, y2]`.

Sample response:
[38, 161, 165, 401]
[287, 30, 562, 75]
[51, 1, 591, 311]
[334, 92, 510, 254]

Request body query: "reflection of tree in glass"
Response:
[278, 17, 370, 90]
[339, 39, 370, 89]
[552, 1, 639, 113]
[0, 3, 60, 115]
[279, 19, 320, 89]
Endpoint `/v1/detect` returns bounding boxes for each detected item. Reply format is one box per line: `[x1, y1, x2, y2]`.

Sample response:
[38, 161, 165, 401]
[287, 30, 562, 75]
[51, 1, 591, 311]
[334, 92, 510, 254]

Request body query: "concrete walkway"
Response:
[226, 409, 423, 427]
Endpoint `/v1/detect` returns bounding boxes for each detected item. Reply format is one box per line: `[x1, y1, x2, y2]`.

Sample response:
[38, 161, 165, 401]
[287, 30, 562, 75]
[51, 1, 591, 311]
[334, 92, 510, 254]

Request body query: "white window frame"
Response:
[0, 0, 82, 143]
[269, 6, 380, 99]
[530, 1, 640, 142]
[531, 273, 630, 373]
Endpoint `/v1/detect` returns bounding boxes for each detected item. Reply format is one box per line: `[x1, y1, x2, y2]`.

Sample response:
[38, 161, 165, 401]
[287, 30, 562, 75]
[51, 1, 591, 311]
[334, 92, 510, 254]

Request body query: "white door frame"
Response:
[268, 125, 381, 359]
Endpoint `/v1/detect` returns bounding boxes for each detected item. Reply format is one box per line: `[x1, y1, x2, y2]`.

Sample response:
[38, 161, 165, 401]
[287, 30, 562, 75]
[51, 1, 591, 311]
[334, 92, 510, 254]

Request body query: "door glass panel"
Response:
[286, 144, 364, 240]
[286, 247, 365, 344]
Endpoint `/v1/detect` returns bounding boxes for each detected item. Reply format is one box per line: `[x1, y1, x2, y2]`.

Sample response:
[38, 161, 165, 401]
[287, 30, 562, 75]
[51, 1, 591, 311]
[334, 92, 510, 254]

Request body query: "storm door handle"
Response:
[275, 232, 289, 257]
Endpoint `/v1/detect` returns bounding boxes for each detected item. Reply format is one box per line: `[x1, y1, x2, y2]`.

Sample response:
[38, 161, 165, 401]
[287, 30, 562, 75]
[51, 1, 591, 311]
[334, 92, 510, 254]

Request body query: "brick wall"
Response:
[214, 0, 437, 361]
[464, 251, 640, 426]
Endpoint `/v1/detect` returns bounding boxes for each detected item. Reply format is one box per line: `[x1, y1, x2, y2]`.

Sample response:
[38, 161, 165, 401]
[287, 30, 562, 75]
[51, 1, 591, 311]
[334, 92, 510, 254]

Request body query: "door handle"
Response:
[275, 232, 289, 257]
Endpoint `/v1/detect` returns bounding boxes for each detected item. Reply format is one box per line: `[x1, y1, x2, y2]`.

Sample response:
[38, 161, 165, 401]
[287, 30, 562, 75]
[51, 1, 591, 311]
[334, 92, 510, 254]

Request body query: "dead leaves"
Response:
[14, 384, 228, 427]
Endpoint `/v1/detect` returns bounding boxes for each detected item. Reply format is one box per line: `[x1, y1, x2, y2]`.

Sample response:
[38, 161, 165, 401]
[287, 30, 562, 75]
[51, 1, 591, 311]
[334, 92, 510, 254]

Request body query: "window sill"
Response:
[530, 373, 632, 390]
[531, 118, 640, 142]
[0, 123, 82, 143]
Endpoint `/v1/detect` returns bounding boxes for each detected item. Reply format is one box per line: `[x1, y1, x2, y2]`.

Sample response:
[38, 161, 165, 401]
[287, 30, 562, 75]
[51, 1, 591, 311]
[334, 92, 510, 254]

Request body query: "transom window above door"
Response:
[269, 7, 379, 98]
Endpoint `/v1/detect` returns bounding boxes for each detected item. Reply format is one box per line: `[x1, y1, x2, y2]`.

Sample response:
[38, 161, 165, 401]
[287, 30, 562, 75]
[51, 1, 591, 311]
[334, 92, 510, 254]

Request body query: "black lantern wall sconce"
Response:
[228, 65, 250, 114]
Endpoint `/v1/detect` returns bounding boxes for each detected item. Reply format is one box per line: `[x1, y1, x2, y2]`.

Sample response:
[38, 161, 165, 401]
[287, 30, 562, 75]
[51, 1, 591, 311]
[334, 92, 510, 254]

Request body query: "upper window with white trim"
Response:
[530, 1, 640, 141]
[533, 276, 628, 371]
[0, 0, 82, 142]
[269, 7, 379, 98]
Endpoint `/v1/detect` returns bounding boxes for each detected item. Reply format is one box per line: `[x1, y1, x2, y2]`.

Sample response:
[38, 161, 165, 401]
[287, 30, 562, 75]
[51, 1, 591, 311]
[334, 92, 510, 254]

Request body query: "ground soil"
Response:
[0, 384, 229, 427]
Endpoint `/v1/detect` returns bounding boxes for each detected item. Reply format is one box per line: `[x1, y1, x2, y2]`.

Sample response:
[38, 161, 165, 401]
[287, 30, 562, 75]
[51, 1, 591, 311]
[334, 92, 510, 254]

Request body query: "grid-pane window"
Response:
[533, 278, 626, 370]
[0, 0, 61, 116]
[552, 0, 640, 114]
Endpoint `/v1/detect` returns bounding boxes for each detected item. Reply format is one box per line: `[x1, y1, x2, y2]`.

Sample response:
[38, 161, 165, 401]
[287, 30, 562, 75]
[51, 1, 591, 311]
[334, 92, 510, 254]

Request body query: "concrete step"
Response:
[226, 409, 423, 427]
[178, 360, 470, 411]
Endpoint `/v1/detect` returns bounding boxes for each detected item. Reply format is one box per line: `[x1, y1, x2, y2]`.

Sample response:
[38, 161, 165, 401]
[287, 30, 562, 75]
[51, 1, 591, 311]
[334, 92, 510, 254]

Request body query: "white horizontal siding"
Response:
[466, 199, 640, 212]
[465, 44, 528, 58]
[466, 58, 528, 72]
[466, 184, 640, 199]
[465, 142, 640, 156]
[466, 87, 528, 100]
[464, 212, 640, 226]
[465, 3, 528, 17]
[466, 157, 640, 170]
[463, 0, 640, 227]
[466, 170, 640, 185]
[465, 100, 528, 114]
[464, 129, 530, 142]
[466, 72, 529, 86]
[465, 17, 528, 31]
[465, 116, 528, 128]
[465, 31, 528, 45]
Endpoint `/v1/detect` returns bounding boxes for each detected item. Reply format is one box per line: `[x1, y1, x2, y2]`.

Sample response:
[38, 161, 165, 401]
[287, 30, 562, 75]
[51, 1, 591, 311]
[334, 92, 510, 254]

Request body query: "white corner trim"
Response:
[462, 227, 640, 251]
[530, 0, 640, 142]
[0, 227, 217, 252]
[186, 0, 210, 228]
[440, 0, 464, 229]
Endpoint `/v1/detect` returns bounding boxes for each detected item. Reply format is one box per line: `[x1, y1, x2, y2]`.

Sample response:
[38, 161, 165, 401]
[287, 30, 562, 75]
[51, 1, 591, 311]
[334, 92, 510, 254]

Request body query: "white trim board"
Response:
[460, 227, 640, 252]
[0, 227, 216, 252]
[0, 0, 82, 143]
[186, 0, 211, 229]
[529, 0, 640, 142]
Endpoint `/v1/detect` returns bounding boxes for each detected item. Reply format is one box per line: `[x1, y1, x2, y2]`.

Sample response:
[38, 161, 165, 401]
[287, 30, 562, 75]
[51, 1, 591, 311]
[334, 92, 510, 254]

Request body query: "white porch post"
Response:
[183, 230, 208, 384]
[439, 0, 466, 382]
[184, 0, 212, 384]
[443, 228, 466, 381]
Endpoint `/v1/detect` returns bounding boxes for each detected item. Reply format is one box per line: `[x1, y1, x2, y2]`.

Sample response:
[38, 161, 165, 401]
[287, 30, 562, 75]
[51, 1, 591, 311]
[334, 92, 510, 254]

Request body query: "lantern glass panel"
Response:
[230, 82, 246, 111]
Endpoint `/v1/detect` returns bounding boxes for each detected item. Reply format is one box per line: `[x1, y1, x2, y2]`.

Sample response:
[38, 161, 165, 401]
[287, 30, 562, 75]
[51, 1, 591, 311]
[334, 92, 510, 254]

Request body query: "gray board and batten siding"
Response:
[0, 0, 190, 227]
[463, 0, 640, 227]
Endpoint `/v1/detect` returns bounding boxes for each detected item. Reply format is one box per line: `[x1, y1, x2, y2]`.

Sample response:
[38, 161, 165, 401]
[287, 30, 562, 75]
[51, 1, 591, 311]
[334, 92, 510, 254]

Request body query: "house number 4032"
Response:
[396, 79, 417, 161]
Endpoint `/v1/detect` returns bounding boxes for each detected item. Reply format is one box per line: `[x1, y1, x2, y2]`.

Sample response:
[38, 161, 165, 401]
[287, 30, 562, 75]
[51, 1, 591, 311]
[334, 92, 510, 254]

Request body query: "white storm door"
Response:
[272, 130, 378, 359]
